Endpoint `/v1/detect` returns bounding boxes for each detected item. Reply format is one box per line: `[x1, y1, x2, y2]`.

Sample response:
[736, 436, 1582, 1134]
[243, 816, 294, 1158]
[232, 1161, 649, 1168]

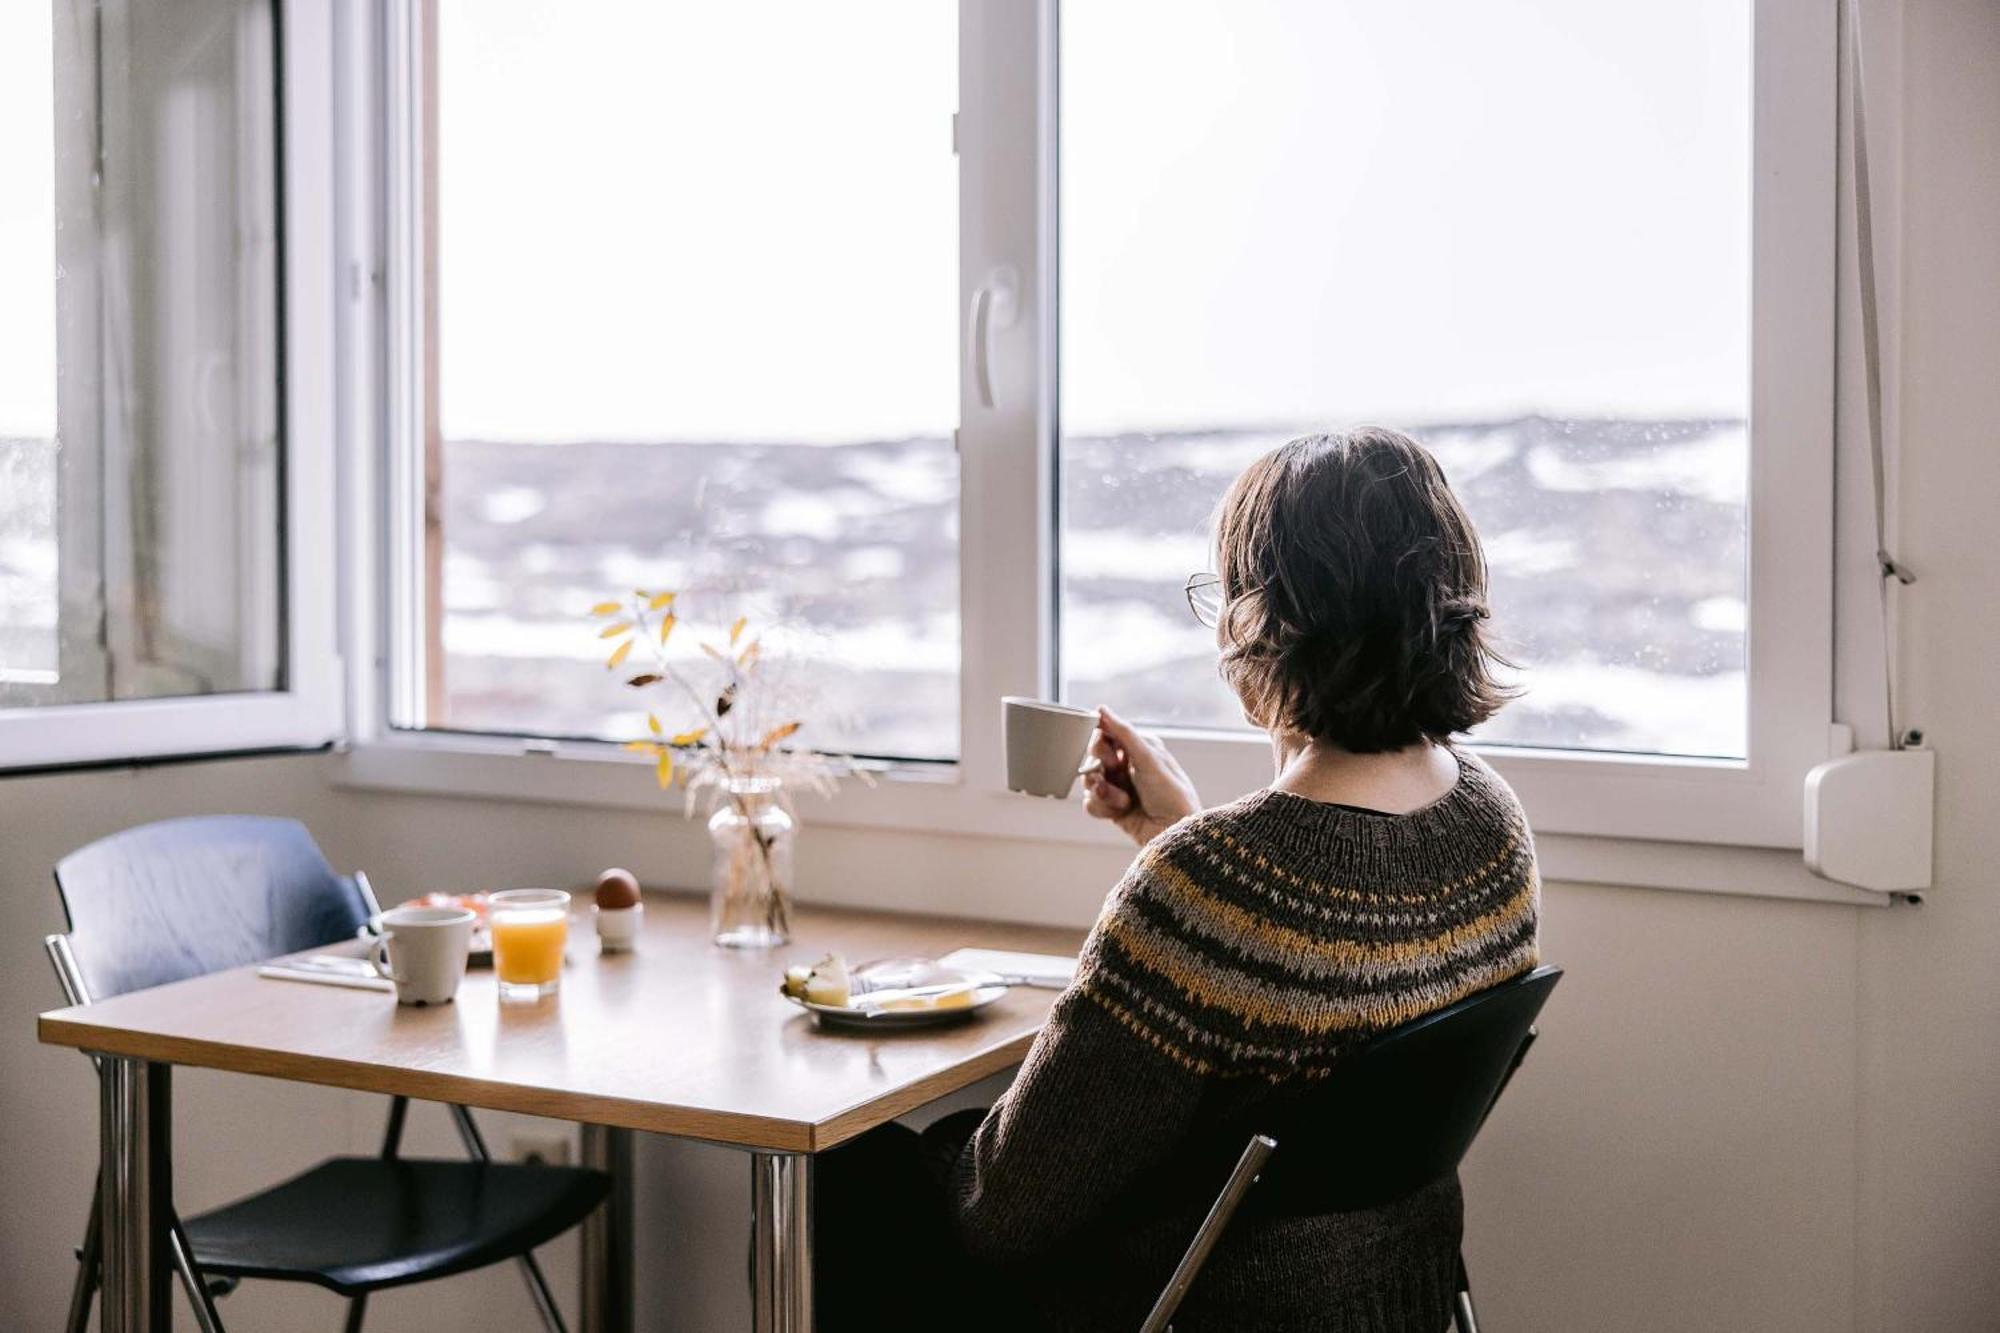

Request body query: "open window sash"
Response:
[0, 0, 337, 770]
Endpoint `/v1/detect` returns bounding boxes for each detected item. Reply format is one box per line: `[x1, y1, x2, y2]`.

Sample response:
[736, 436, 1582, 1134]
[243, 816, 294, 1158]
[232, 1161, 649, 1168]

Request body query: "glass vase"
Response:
[707, 776, 795, 948]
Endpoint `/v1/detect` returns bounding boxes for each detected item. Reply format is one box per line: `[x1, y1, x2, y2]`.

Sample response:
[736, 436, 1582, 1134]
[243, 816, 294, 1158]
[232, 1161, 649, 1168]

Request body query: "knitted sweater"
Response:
[946, 748, 1540, 1332]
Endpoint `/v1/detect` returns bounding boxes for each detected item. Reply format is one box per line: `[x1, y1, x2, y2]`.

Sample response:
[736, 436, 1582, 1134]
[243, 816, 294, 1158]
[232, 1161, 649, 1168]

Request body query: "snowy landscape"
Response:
[427, 417, 1745, 760]
[0, 418, 1747, 759]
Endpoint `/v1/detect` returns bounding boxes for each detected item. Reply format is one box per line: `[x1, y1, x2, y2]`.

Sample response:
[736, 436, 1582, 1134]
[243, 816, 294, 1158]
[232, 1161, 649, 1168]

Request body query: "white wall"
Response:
[0, 756, 579, 1331]
[0, 759, 1892, 1333]
[1853, 0, 2000, 1325]
[5, 0, 1997, 1328]
[332, 786, 1879, 1332]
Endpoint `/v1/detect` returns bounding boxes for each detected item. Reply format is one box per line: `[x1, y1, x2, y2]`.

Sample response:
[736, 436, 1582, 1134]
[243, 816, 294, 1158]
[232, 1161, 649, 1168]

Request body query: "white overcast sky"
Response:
[0, 0, 1750, 443]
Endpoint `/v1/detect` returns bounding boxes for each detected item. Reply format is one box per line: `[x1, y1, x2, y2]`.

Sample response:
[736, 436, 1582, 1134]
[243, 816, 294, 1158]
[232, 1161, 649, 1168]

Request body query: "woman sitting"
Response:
[817, 427, 1542, 1332]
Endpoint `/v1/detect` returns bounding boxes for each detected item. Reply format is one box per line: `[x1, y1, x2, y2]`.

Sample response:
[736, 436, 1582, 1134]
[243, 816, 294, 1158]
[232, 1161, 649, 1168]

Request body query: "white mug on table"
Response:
[370, 905, 475, 1005]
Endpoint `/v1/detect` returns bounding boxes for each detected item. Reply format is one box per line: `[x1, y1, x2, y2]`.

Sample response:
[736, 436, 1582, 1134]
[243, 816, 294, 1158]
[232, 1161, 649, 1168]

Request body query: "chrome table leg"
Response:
[99, 1057, 172, 1333]
[749, 1151, 813, 1333]
[579, 1124, 635, 1333]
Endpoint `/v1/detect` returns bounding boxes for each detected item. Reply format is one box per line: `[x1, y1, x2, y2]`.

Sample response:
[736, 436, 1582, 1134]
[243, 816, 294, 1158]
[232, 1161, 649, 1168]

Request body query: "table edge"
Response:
[40, 1012, 818, 1150]
[39, 1012, 1042, 1154]
[809, 1030, 1036, 1150]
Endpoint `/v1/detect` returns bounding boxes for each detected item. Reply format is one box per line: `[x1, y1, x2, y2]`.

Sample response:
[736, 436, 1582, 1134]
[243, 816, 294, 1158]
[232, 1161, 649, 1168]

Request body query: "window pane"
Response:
[0, 0, 284, 709]
[422, 0, 959, 760]
[1058, 0, 1749, 759]
[0, 4, 58, 691]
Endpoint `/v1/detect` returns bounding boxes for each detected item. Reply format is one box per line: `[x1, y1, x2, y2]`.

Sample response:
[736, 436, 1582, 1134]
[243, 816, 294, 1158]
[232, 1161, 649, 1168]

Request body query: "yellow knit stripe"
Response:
[1172, 834, 1526, 933]
[1176, 824, 1520, 920]
[1099, 890, 1538, 1035]
[1141, 855, 1538, 972]
[1144, 856, 1528, 972]
[1190, 822, 1525, 905]
[1079, 987, 1220, 1077]
[1086, 967, 1355, 1066]
[1081, 952, 1541, 1079]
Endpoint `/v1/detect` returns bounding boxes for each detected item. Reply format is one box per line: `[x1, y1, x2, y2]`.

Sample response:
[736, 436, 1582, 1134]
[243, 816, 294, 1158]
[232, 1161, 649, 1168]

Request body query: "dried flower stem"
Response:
[591, 590, 863, 942]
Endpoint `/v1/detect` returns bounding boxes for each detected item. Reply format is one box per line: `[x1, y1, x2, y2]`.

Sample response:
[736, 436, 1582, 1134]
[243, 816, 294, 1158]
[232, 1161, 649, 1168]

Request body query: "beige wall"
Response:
[1853, 0, 2000, 1325]
[0, 756, 579, 1331]
[5, 0, 1997, 1327]
[330, 787, 1878, 1331]
[2, 759, 331, 1330]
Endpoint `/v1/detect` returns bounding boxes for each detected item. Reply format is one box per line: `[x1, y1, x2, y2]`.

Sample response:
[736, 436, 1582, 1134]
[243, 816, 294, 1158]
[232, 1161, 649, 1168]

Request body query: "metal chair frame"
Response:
[49, 871, 568, 1333]
[1137, 1135, 1276, 1333]
[1139, 991, 1552, 1333]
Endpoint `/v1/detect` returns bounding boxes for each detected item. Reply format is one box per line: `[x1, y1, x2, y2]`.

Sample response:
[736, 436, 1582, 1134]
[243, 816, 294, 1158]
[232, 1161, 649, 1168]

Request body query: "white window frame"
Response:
[0, 0, 341, 771]
[335, 0, 1864, 900]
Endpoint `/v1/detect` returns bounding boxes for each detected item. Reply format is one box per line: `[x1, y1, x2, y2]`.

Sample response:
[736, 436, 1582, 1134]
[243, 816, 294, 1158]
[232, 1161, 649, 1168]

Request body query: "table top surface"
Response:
[39, 893, 1085, 1151]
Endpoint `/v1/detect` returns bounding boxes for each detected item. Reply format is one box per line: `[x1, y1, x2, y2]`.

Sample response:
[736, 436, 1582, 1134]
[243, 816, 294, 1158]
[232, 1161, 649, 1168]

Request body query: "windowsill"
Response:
[333, 732, 1891, 909]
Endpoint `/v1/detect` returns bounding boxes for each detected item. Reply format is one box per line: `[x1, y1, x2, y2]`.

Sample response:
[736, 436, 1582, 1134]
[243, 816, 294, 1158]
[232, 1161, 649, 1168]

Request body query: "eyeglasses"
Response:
[1185, 572, 1223, 628]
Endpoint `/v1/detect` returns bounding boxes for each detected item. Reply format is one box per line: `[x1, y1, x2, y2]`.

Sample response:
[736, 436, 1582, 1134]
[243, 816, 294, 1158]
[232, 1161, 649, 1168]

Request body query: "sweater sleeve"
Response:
[946, 846, 1207, 1267]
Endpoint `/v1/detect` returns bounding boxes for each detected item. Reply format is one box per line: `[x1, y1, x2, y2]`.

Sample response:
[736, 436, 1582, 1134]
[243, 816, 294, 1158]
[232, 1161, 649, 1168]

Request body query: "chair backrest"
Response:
[1243, 964, 1563, 1216]
[52, 816, 373, 1002]
[1140, 966, 1562, 1332]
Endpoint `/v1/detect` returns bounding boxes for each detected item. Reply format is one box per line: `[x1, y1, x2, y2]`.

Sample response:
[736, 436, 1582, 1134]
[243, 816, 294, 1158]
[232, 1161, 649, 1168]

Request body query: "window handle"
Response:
[969, 266, 1020, 408]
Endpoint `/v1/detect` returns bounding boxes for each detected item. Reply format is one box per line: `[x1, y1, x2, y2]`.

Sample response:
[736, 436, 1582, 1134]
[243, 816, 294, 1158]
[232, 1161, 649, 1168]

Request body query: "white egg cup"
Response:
[594, 903, 643, 953]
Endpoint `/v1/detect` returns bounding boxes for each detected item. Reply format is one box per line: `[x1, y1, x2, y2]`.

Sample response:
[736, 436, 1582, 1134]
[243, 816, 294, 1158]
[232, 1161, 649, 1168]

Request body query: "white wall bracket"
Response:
[1804, 729, 1935, 893]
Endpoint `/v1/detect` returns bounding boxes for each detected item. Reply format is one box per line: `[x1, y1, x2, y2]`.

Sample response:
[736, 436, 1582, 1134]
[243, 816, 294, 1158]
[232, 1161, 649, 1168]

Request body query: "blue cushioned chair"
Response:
[45, 816, 610, 1333]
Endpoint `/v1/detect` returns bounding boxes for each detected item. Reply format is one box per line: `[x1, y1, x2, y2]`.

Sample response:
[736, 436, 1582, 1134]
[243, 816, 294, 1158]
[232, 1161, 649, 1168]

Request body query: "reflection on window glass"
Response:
[426, 0, 959, 760]
[0, 4, 57, 691]
[1059, 0, 1750, 759]
[0, 0, 283, 709]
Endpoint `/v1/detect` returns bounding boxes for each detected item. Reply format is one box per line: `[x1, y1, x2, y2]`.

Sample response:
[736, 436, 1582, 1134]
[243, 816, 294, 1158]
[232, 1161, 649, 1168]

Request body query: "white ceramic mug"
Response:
[369, 905, 475, 1005]
[1002, 696, 1098, 798]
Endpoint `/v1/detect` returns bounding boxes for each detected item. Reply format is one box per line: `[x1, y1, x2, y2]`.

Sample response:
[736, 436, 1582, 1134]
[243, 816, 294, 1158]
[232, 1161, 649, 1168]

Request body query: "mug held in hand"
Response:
[1002, 697, 1098, 799]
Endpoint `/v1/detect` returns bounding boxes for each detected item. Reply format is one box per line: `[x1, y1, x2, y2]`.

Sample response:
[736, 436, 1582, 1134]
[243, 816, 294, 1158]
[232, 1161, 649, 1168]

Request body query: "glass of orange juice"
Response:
[489, 889, 570, 1001]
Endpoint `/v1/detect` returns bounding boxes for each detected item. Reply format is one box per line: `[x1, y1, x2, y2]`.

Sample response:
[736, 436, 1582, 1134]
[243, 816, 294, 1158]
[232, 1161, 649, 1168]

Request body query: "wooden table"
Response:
[39, 894, 1084, 1333]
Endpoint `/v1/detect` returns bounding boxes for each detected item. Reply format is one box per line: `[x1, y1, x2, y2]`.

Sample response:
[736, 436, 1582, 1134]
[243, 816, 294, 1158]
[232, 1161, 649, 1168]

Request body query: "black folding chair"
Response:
[1140, 965, 1563, 1333]
[45, 816, 611, 1333]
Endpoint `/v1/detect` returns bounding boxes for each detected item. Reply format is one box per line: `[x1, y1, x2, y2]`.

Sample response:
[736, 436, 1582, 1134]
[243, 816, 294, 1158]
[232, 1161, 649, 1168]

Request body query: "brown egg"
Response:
[594, 867, 642, 910]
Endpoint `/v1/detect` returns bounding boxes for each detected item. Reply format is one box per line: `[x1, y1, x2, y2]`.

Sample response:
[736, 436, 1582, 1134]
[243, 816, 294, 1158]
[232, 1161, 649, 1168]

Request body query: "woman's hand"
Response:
[1081, 707, 1202, 848]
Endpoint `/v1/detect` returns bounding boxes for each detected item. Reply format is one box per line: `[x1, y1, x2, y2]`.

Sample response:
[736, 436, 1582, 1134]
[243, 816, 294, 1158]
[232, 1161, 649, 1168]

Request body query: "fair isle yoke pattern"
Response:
[1077, 748, 1541, 1082]
[945, 746, 1540, 1328]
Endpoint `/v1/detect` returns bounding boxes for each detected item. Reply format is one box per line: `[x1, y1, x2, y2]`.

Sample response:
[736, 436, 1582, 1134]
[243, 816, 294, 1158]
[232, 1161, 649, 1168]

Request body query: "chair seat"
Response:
[182, 1157, 610, 1297]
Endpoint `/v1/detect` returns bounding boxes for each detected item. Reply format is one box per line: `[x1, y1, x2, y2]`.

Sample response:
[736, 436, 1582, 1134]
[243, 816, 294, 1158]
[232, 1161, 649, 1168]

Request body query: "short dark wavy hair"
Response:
[1214, 428, 1510, 752]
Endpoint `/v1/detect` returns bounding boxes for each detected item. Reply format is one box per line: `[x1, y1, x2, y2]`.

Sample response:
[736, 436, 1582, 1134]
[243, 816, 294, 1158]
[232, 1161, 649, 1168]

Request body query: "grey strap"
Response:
[1846, 0, 1915, 749]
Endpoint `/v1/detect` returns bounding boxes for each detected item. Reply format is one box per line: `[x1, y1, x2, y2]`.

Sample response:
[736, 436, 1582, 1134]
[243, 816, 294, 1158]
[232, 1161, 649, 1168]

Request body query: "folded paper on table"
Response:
[258, 955, 396, 992]
[937, 948, 1077, 989]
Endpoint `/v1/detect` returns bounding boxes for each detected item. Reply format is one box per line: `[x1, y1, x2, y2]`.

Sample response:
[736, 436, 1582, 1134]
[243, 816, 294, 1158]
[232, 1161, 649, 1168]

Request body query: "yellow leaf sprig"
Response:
[589, 591, 813, 795]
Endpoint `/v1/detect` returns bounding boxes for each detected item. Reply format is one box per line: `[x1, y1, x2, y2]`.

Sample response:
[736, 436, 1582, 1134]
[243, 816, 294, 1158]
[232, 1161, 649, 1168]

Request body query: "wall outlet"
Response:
[510, 1131, 573, 1167]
